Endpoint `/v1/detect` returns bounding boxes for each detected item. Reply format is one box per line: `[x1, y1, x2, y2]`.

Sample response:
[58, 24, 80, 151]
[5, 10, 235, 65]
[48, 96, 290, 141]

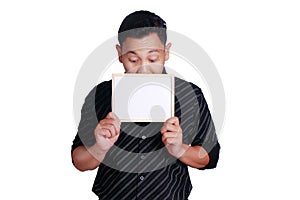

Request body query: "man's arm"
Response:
[72, 112, 121, 172]
[178, 145, 209, 168]
[72, 145, 105, 171]
[161, 117, 210, 168]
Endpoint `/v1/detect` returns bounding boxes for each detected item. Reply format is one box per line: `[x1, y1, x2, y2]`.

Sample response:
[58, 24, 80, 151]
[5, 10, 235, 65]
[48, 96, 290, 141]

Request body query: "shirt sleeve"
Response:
[189, 83, 221, 170]
[71, 86, 98, 154]
[71, 81, 112, 161]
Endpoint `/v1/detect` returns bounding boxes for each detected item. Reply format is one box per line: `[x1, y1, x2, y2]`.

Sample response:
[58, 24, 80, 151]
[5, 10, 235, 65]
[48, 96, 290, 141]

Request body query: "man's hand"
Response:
[72, 112, 120, 171]
[161, 117, 188, 158]
[94, 112, 121, 152]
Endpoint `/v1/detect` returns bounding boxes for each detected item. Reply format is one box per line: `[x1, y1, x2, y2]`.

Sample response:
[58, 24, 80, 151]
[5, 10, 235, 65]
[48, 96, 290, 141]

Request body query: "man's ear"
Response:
[164, 43, 172, 61]
[116, 44, 123, 63]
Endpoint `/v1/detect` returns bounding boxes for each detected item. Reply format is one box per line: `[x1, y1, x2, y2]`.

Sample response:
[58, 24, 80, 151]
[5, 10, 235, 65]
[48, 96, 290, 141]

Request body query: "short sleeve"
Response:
[189, 83, 220, 170]
[71, 86, 98, 154]
[71, 81, 112, 154]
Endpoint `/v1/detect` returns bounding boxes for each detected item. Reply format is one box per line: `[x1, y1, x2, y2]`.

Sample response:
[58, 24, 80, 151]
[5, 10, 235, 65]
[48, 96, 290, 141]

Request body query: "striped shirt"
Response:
[72, 77, 220, 200]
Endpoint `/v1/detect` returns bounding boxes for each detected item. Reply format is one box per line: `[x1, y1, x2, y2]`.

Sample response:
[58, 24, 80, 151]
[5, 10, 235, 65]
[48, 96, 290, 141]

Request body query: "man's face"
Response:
[116, 33, 172, 74]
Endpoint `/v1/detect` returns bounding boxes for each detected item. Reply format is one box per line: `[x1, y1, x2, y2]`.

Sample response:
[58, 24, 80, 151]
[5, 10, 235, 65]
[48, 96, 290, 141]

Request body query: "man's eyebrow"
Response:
[125, 51, 137, 55]
[148, 49, 159, 53]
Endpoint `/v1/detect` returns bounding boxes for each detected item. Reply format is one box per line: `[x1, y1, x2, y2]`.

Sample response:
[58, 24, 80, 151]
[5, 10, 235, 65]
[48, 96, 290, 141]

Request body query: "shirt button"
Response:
[140, 176, 144, 181]
[141, 135, 146, 140]
[141, 155, 145, 160]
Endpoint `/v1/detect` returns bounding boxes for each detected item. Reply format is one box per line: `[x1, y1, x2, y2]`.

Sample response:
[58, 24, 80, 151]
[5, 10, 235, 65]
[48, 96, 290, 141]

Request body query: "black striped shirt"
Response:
[72, 77, 220, 200]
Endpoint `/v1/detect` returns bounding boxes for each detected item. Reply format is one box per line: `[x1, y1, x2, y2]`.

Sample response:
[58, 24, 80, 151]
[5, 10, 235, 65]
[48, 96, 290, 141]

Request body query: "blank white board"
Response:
[112, 74, 174, 122]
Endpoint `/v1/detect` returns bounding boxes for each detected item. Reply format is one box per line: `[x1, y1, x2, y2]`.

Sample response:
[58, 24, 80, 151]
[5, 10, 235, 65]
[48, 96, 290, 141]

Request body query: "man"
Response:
[72, 10, 220, 200]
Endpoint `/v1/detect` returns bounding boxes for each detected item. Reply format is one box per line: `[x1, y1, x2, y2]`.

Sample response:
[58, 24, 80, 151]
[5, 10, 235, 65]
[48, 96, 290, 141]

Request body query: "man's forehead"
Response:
[123, 48, 163, 55]
[121, 33, 165, 52]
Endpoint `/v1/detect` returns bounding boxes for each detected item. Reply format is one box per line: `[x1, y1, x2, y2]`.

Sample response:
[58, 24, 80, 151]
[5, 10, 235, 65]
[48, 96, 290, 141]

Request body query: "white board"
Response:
[112, 74, 174, 122]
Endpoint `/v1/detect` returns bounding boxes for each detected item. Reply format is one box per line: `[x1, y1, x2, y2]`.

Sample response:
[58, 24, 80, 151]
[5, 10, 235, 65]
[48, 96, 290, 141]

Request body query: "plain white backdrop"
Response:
[1, 0, 299, 199]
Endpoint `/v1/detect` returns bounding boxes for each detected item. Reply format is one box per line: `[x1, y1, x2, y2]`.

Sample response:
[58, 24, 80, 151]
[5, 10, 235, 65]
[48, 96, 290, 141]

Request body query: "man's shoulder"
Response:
[84, 80, 112, 101]
[93, 80, 112, 94]
[95, 80, 112, 90]
[174, 77, 202, 93]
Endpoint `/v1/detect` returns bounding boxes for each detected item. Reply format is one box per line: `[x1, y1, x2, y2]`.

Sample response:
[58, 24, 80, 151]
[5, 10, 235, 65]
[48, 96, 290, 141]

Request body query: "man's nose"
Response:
[137, 63, 151, 73]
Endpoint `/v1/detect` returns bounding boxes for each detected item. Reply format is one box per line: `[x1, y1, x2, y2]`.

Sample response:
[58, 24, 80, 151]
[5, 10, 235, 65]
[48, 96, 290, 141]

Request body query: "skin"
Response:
[72, 33, 209, 171]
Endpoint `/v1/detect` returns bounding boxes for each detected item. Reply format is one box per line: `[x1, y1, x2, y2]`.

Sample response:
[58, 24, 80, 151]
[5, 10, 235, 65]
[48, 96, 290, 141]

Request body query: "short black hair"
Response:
[118, 10, 167, 46]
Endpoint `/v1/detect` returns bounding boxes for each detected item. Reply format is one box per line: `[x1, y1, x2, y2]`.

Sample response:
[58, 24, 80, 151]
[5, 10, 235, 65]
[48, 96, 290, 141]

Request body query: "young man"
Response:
[72, 10, 220, 200]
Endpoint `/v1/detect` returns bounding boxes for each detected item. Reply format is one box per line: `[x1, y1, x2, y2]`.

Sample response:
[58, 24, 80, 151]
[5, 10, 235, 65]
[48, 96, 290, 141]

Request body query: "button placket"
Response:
[138, 130, 146, 185]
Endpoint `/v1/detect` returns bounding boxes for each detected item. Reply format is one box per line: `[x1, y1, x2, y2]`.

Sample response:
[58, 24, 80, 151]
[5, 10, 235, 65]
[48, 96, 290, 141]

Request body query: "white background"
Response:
[1, 0, 299, 199]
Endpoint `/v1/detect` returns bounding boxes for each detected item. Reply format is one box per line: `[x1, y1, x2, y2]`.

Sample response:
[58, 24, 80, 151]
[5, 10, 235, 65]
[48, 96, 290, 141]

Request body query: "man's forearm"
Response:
[72, 145, 107, 171]
[179, 145, 210, 169]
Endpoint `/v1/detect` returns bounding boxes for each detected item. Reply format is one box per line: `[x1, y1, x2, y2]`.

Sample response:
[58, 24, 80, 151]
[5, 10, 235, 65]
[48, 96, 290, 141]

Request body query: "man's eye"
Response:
[149, 57, 158, 62]
[129, 59, 138, 63]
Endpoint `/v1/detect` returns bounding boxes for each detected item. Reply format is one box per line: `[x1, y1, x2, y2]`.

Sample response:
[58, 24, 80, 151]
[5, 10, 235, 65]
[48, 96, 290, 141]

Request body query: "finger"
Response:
[100, 119, 121, 135]
[161, 124, 178, 133]
[165, 117, 179, 126]
[103, 129, 112, 138]
[160, 126, 166, 134]
[164, 138, 174, 145]
[95, 123, 115, 138]
[162, 132, 177, 139]
[100, 124, 117, 138]
[108, 112, 121, 130]
[95, 127, 111, 138]
[106, 112, 114, 119]
[107, 112, 121, 125]
[162, 136, 168, 144]
[112, 119, 121, 135]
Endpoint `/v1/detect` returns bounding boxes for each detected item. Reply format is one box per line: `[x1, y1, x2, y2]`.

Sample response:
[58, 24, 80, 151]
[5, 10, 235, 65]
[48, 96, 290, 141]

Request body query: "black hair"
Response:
[118, 10, 167, 46]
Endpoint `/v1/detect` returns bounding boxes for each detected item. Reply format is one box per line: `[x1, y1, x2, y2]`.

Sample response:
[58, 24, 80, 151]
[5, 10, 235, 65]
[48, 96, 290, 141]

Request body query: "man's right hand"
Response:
[93, 112, 121, 152]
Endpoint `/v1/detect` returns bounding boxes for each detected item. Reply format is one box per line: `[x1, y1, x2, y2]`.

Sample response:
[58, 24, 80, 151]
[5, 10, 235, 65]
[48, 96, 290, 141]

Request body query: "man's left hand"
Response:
[160, 117, 188, 158]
